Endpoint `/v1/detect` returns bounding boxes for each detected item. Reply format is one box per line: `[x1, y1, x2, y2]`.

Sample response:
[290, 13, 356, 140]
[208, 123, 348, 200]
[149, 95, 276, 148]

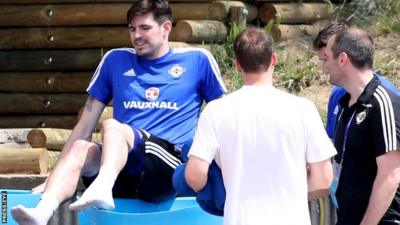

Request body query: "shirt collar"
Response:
[338, 74, 381, 107]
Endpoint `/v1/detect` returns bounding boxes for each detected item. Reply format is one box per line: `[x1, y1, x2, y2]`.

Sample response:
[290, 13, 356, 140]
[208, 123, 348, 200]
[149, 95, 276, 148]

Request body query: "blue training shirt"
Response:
[87, 47, 227, 148]
[326, 72, 400, 139]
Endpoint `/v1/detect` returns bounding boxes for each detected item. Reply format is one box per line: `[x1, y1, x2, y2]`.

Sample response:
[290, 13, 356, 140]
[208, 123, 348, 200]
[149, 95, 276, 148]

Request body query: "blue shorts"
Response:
[82, 129, 183, 202]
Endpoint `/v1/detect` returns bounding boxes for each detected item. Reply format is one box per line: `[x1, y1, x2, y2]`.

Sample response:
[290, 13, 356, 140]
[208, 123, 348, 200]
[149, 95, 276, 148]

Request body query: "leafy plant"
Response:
[374, 14, 400, 34]
[210, 22, 244, 92]
[375, 53, 400, 83]
[274, 48, 319, 93]
[333, 0, 400, 34]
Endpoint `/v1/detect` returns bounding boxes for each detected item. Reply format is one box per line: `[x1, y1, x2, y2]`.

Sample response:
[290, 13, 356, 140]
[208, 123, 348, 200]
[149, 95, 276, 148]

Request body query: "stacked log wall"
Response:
[0, 0, 334, 129]
[258, 2, 334, 41]
[0, 0, 262, 129]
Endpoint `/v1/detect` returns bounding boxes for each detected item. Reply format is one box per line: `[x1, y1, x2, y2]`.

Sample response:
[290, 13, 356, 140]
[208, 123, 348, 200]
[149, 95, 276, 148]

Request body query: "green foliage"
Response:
[210, 22, 244, 92]
[375, 53, 400, 80]
[264, 15, 282, 34]
[333, 0, 400, 34]
[210, 0, 399, 95]
[274, 47, 319, 93]
[374, 14, 400, 34]
[227, 22, 243, 44]
[211, 19, 320, 94]
[264, 20, 275, 34]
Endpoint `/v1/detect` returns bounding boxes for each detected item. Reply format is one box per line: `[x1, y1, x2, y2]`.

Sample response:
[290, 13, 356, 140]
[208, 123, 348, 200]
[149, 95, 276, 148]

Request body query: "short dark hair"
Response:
[313, 20, 351, 50]
[233, 27, 273, 73]
[331, 27, 374, 70]
[127, 0, 172, 24]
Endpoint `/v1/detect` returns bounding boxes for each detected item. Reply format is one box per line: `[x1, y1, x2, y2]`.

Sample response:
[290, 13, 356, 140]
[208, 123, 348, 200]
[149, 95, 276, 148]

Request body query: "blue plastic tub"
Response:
[0, 189, 41, 225]
[78, 197, 222, 225]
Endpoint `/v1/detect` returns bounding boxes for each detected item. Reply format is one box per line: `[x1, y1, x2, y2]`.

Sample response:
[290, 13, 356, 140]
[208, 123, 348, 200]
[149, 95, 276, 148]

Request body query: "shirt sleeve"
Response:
[377, 74, 400, 97]
[326, 92, 337, 139]
[304, 100, 337, 163]
[198, 49, 227, 102]
[326, 87, 346, 139]
[86, 51, 113, 105]
[371, 88, 400, 156]
[187, 103, 219, 164]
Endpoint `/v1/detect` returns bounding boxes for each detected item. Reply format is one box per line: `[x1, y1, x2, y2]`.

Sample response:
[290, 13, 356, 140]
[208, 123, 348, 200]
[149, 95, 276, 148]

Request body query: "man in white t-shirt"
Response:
[185, 27, 337, 225]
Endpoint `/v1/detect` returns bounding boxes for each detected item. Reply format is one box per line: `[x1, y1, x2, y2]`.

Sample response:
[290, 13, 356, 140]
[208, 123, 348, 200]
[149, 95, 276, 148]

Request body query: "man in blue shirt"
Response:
[11, 1, 226, 225]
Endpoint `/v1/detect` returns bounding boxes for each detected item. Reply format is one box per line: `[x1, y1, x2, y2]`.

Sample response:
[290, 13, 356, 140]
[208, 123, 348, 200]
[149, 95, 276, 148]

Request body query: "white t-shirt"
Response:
[189, 85, 336, 225]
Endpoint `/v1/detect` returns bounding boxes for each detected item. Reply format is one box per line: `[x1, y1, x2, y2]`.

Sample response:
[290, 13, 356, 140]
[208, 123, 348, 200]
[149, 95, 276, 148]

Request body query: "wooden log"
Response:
[0, 129, 30, 144]
[212, 1, 258, 22]
[0, 0, 329, 4]
[0, 93, 87, 114]
[0, 0, 131, 3]
[169, 42, 216, 51]
[170, 20, 227, 43]
[0, 174, 48, 189]
[0, 49, 104, 71]
[0, 128, 32, 149]
[272, 20, 329, 41]
[0, 27, 130, 49]
[230, 6, 247, 29]
[0, 115, 78, 129]
[0, 44, 211, 71]
[245, 0, 335, 1]
[0, 2, 254, 27]
[0, 143, 31, 149]
[0, 148, 49, 174]
[0, 0, 216, 4]
[0, 129, 37, 148]
[172, 3, 221, 21]
[0, 4, 130, 27]
[27, 128, 69, 150]
[259, 3, 332, 24]
[27, 129, 48, 148]
[27, 128, 101, 150]
[0, 72, 91, 93]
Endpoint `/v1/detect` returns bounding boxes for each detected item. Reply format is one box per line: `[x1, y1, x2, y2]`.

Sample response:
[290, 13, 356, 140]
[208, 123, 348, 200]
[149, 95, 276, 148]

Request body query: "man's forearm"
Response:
[307, 160, 333, 200]
[185, 156, 210, 192]
[360, 173, 399, 225]
[58, 97, 103, 160]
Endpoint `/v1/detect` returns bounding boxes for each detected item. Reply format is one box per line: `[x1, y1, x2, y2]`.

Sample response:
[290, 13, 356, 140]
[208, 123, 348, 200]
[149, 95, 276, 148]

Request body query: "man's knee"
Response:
[101, 118, 135, 148]
[101, 118, 121, 132]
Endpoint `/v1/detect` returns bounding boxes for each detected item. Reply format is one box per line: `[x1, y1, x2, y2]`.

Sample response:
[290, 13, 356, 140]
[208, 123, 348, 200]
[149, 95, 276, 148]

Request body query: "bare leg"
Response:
[12, 140, 101, 225]
[69, 119, 135, 211]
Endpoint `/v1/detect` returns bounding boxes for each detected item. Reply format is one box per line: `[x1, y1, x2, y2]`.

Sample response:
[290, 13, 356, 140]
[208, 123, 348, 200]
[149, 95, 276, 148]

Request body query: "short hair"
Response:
[331, 27, 374, 70]
[127, 0, 172, 25]
[233, 27, 273, 73]
[313, 20, 351, 50]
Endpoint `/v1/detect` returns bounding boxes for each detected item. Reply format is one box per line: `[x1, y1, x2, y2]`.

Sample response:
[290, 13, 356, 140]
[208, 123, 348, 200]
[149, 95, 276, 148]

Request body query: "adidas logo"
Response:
[123, 69, 136, 77]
